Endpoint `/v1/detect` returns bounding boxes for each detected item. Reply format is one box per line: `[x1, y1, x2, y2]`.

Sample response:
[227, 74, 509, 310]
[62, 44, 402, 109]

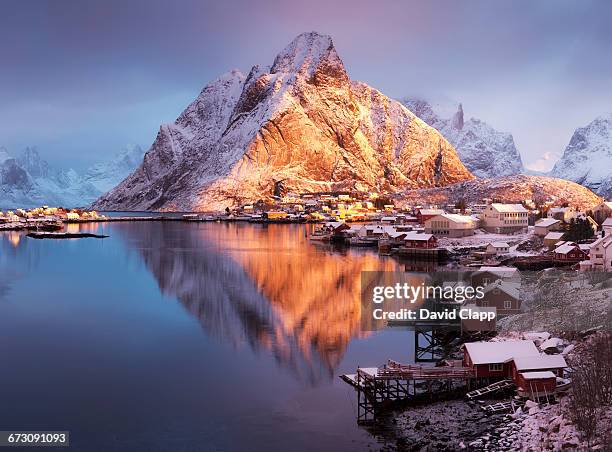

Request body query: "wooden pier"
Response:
[341, 360, 475, 423]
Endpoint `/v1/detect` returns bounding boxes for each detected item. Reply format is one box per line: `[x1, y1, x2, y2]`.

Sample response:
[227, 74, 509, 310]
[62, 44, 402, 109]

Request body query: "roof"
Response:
[418, 209, 445, 215]
[463, 340, 538, 365]
[436, 213, 474, 224]
[520, 371, 556, 380]
[404, 232, 434, 241]
[544, 232, 565, 240]
[590, 234, 612, 249]
[489, 203, 528, 213]
[535, 218, 561, 227]
[513, 354, 567, 370]
[554, 243, 581, 255]
[489, 242, 510, 248]
[603, 218, 612, 227]
[483, 280, 520, 299]
[475, 266, 518, 278]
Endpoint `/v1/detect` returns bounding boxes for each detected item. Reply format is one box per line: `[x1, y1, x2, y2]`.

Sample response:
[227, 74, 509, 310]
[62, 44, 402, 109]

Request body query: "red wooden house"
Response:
[403, 233, 438, 249]
[416, 208, 444, 224]
[553, 242, 589, 263]
[462, 340, 538, 379]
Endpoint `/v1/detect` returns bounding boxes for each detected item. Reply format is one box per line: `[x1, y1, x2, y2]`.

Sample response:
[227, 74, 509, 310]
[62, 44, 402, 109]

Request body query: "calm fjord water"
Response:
[0, 221, 417, 451]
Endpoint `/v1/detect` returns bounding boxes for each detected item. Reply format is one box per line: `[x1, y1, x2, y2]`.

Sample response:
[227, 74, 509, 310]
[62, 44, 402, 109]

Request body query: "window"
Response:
[504, 300, 512, 309]
[489, 363, 503, 372]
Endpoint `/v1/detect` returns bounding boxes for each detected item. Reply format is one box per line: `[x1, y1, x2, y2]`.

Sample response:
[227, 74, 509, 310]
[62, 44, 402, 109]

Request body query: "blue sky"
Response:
[1, 0, 611, 171]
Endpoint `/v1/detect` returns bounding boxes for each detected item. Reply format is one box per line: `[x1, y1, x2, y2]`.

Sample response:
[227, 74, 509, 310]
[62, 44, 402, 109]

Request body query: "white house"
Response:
[547, 206, 576, 222]
[424, 213, 475, 237]
[485, 242, 510, 255]
[602, 217, 612, 236]
[482, 203, 529, 233]
[580, 234, 612, 271]
[534, 218, 561, 236]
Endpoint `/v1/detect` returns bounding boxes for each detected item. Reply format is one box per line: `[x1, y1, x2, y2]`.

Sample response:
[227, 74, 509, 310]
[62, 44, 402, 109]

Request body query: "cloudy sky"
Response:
[1, 0, 611, 171]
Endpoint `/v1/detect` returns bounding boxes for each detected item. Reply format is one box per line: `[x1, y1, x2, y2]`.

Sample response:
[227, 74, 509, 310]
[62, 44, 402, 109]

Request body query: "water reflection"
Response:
[115, 222, 402, 384]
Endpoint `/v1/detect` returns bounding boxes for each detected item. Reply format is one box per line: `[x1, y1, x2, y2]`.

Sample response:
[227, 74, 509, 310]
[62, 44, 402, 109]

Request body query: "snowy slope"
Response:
[401, 98, 524, 178]
[94, 32, 474, 212]
[398, 175, 601, 211]
[550, 114, 612, 199]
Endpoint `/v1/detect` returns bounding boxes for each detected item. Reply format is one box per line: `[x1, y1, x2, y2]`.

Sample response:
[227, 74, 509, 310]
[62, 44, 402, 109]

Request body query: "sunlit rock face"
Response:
[116, 222, 403, 383]
[94, 32, 473, 211]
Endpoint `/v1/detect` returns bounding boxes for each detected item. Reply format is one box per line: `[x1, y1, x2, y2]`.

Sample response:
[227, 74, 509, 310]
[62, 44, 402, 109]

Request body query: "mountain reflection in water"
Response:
[115, 222, 402, 384]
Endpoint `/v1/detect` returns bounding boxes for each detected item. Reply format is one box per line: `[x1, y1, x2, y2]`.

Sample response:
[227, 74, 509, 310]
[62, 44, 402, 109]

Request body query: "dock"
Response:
[341, 359, 475, 423]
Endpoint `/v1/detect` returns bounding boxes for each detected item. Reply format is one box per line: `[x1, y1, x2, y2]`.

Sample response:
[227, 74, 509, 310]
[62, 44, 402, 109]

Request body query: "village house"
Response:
[462, 340, 538, 379]
[547, 206, 576, 222]
[476, 280, 521, 315]
[534, 218, 561, 236]
[543, 231, 565, 249]
[482, 203, 528, 234]
[602, 217, 612, 235]
[579, 234, 612, 271]
[511, 354, 567, 379]
[471, 266, 519, 287]
[424, 213, 475, 237]
[592, 201, 612, 224]
[416, 208, 445, 224]
[403, 232, 438, 249]
[485, 242, 510, 256]
[552, 241, 589, 263]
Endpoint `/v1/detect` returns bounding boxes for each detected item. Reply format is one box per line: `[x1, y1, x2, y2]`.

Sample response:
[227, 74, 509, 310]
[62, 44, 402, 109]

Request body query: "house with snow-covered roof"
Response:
[424, 213, 475, 237]
[462, 340, 538, 378]
[553, 241, 589, 263]
[534, 218, 561, 236]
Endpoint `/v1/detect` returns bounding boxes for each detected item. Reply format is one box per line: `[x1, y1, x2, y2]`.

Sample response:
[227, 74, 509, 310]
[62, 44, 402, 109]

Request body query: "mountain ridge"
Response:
[93, 32, 474, 211]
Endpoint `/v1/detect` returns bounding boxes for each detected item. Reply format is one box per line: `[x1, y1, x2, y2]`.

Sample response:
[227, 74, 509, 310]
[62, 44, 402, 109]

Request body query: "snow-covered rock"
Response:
[401, 98, 524, 178]
[550, 114, 612, 198]
[93, 32, 473, 212]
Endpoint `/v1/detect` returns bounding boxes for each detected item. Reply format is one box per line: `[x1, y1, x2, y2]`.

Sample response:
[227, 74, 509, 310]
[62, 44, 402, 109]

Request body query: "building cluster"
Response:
[0, 206, 103, 229]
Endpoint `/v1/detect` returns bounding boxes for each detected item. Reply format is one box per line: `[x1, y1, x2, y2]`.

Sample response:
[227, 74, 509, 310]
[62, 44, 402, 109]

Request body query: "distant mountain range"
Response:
[3, 32, 609, 210]
[400, 98, 524, 178]
[550, 114, 612, 199]
[0, 145, 145, 209]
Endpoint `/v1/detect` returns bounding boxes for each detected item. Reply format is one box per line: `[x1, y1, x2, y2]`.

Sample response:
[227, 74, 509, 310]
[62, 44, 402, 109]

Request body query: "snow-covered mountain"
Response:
[0, 146, 145, 209]
[94, 32, 473, 211]
[401, 98, 524, 178]
[550, 114, 612, 199]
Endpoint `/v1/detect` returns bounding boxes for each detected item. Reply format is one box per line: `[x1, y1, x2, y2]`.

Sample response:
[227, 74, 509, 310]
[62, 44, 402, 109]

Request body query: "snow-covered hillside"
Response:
[401, 98, 524, 178]
[94, 32, 474, 212]
[0, 146, 145, 209]
[398, 175, 601, 211]
[550, 114, 612, 199]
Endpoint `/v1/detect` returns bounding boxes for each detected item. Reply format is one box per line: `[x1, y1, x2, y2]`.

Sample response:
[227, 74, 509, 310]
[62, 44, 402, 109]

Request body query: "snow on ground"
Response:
[438, 228, 534, 250]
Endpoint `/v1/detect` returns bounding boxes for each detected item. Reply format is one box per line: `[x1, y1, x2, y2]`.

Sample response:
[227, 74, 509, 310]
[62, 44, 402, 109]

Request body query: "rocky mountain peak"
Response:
[452, 103, 464, 130]
[401, 98, 523, 178]
[270, 32, 345, 80]
[17, 146, 49, 179]
[550, 113, 612, 198]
